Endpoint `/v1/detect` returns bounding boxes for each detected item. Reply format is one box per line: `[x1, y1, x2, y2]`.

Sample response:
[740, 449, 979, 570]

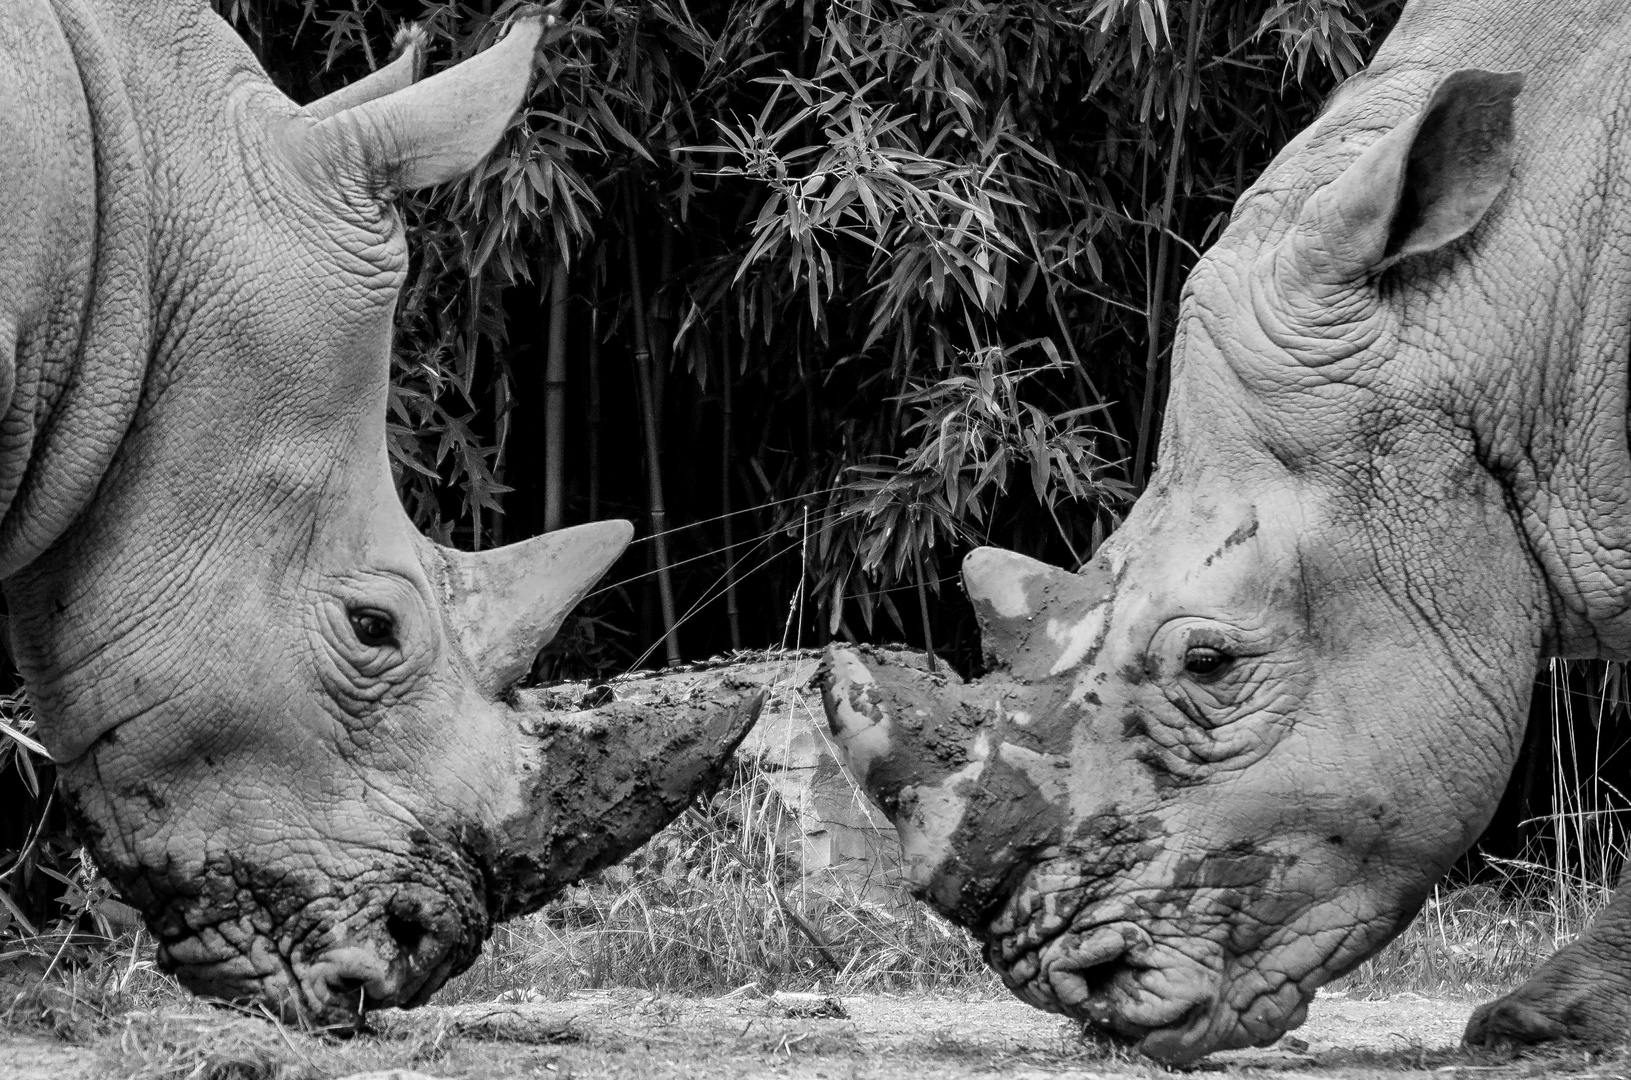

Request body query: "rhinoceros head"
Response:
[822, 69, 1548, 1060]
[3, 5, 758, 1026]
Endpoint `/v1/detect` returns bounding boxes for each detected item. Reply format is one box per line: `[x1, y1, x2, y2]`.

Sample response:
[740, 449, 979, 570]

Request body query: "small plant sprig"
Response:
[0, 693, 53, 939]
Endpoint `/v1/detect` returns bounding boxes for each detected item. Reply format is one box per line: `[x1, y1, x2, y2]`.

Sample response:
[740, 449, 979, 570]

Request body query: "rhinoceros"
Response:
[2, 0, 760, 1025]
[820, 0, 1631, 1061]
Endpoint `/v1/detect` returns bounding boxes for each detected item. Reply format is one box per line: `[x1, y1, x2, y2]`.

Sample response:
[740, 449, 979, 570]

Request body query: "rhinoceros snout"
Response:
[1017, 922, 1218, 1054]
[137, 838, 489, 1029]
[298, 904, 471, 1025]
[170, 911, 478, 1028]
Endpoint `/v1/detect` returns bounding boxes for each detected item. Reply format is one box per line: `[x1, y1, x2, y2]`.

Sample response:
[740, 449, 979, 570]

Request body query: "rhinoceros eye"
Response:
[349, 608, 397, 648]
[1183, 646, 1230, 678]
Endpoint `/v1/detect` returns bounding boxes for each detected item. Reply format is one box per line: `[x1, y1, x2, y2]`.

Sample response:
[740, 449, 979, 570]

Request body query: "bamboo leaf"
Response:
[0, 721, 50, 761]
[588, 89, 655, 163]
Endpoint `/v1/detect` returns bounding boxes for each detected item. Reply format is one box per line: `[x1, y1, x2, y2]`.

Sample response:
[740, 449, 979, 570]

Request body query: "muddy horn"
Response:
[488, 684, 765, 918]
[817, 546, 1107, 922]
[438, 518, 765, 914]
[818, 648, 1068, 925]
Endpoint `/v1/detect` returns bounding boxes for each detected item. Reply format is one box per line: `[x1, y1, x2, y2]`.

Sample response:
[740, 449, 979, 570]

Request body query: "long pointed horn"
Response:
[488, 684, 765, 917]
[819, 645, 1068, 921]
[438, 520, 633, 695]
[304, 25, 428, 121]
[962, 547, 1112, 680]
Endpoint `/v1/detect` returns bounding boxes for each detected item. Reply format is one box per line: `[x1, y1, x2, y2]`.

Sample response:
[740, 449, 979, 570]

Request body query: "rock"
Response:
[447, 1003, 580, 1043]
[771, 991, 849, 1019]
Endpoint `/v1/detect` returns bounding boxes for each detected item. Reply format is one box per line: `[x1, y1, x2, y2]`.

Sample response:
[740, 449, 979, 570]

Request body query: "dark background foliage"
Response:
[241, 0, 1399, 674]
[4, 0, 1630, 930]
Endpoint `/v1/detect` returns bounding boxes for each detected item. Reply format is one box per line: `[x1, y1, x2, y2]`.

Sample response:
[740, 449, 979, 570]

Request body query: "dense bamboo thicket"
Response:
[219, 0, 1401, 673]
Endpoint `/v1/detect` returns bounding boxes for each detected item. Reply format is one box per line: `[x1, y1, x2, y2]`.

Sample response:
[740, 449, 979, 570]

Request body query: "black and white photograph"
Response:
[3, 1, 1629, 1077]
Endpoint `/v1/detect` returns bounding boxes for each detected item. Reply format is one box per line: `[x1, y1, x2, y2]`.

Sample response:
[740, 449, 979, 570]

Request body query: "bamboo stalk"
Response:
[1132, 2, 1204, 490]
[588, 269, 602, 523]
[624, 188, 682, 666]
[543, 254, 570, 533]
[914, 549, 937, 674]
[801, 323, 816, 473]
[491, 363, 507, 547]
[721, 326, 742, 650]
[583, 267, 602, 651]
[469, 274, 486, 552]
[651, 222, 674, 443]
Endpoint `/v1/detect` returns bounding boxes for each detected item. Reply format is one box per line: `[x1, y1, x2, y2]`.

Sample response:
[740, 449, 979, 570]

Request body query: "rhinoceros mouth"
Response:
[989, 916, 1313, 1061]
[987, 911, 1227, 1059]
[977, 867, 1349, 1062]
[141, 838, 490, 1028]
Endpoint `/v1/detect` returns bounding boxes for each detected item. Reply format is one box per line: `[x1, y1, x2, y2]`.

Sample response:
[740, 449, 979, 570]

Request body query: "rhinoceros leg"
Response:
[1464, 885, 1631, 1046]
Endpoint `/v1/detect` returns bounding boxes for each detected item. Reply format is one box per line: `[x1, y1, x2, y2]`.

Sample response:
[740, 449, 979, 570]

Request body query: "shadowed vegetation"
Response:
[201, 0, 1405, 671]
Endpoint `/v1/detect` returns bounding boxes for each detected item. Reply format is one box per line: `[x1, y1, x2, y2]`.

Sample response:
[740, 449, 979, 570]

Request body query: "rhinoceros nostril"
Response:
[1076, 957, 1124, 999]
[386, 912, 429, 956]
[1041, 925, 1141, 1013]
[1050, 954, 1130, 1016]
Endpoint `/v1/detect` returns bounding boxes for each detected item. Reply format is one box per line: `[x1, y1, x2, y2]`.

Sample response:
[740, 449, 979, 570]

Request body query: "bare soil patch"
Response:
[5, 988, 1630, 1080]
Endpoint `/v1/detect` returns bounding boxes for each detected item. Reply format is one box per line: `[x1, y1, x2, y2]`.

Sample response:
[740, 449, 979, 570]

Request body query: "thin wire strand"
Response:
[600, 492, 995, 652]
[618, 485, 846, 547]
[625, 532, 800, 669]
[584, 527, 780, 600]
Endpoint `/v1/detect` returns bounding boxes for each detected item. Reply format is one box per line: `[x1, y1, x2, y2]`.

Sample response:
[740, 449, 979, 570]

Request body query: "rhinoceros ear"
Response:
[303, 24, 427, 122]
[288, 10, 550, 195]
[1285, 68, 1524, 286]
[435, 519, 633, 696]
[963, 547, 1113, 680]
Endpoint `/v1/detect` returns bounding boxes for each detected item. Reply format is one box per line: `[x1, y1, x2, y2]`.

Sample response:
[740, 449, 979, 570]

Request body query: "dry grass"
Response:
[1335, 873, 1609, 1001]
[0, 862, 1613, 1080]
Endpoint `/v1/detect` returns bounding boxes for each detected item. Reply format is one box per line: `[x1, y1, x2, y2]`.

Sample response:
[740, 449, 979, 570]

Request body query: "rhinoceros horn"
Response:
[434, 520, 632, 695]
[436, 519, 766, 920]
[817, 546, 1106, 920]
[488, 684, 765, 920]
[819, 643, 1069, 922]
[963, 546, 1113, 681]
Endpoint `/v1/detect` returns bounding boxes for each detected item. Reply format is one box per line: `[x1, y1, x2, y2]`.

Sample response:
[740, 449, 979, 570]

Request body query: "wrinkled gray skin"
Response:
[1, 0, 759, 1027]
[822, 0, 1631, 1062]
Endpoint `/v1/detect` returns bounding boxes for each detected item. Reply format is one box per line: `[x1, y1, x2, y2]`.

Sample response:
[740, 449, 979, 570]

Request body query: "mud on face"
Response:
[74, 807, 492, 1027]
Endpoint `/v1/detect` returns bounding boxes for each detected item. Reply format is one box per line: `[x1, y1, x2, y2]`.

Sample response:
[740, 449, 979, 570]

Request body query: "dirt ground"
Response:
[3, 988, 1627, 1080]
